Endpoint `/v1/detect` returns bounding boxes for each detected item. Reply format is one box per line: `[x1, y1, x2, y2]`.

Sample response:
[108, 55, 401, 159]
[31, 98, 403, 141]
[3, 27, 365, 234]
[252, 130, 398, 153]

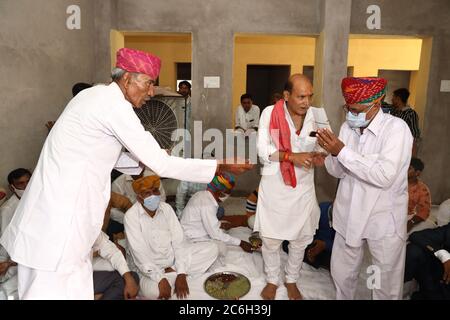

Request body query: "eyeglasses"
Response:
[342, 103, 374, 115]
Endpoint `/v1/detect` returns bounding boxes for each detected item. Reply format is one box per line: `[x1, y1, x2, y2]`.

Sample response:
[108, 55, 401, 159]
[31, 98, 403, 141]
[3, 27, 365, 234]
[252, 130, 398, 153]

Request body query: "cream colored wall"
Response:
[123, 33, 192, 90]
[233, 35, 316, 125]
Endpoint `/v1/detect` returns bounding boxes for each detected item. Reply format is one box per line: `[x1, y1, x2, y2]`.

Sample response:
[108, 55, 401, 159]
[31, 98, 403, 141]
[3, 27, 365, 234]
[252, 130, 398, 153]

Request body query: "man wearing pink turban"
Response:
[0, 48, 251, 299]
[316, 77, 413, 299]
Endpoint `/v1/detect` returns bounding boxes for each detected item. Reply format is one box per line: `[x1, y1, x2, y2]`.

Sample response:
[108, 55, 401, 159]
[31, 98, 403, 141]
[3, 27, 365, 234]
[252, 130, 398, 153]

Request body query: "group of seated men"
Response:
[0, 166, 257, 300]
[1, 154, 449, 299]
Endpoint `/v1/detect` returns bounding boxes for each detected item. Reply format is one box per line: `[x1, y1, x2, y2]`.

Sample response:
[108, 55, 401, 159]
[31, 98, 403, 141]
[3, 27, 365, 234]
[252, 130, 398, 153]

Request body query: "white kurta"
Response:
[124, 202, 189, 283]
[0, 195, 19, 298]
[0, 245, 18, 300]
[0, 82, 216, 296]
[175, 181, 207, 218]
[235, 105, 260, 131]
[125, 201, 218, 299]
[91, 231, 129, 276]
[0, 195, 19, 236]
[324, 110, 413, 247]
[180, 191, 241, 246]
[254, 103, 320, 240]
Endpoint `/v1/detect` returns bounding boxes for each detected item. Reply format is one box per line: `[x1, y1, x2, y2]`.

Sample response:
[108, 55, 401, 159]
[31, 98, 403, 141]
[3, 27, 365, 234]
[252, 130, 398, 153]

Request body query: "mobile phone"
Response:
[309, 131, 317, 137]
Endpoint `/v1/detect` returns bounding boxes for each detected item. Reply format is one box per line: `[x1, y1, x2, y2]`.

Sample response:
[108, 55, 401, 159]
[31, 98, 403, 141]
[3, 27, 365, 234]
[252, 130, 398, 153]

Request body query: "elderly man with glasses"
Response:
[0, 48, 251, 300]
[316, 77, 413, 300]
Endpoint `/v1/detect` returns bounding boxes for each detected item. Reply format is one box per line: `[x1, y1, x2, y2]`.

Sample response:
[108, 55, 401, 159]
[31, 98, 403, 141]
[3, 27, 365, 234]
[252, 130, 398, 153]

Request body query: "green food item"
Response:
[249, 236, 262, 248]
[205, 274, 251, 300]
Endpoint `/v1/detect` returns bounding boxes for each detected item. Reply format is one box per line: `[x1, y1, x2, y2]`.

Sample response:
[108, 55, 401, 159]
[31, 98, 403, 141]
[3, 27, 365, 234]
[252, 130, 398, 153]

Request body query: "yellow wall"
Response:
[112, 33, 424, 127]
[122, 33, 191, 90]
[110, 30, 125, 68]
[348, 38, 422, 76]
[348, 37, 423, 126]
[233, 35, 316, 123]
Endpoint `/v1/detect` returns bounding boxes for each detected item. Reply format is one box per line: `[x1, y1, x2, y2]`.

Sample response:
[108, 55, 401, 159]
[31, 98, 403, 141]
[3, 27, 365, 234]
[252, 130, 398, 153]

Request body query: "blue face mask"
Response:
[143, 195, 161, 211]
[346, 104, 375, 128]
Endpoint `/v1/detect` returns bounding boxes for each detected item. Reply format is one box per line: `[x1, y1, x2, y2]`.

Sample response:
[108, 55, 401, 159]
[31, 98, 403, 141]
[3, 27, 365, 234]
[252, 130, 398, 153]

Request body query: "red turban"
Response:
[341, 77, 387, 105]
[116, 48, 161, 80]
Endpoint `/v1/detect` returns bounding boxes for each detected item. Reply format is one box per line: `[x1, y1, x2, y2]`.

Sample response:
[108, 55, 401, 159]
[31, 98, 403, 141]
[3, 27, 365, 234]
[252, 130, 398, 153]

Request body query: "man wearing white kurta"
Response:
[0, 168, 31, 235]
[0, 168, 31, 300]
[125, 176, 218, 299]
[91, 231, 139, 300]
[0, 48, 249, 299]
[255, 74, 322, 300]
[317, 77, 413, 300]
[180, 174, 253, 254]
[111, 168, 166, 224]
[235, 93, 260, 136]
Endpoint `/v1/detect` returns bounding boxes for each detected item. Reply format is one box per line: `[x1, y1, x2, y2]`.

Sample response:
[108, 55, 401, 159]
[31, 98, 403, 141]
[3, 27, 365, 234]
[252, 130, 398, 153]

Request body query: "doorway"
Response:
[246, 65, 291, 111]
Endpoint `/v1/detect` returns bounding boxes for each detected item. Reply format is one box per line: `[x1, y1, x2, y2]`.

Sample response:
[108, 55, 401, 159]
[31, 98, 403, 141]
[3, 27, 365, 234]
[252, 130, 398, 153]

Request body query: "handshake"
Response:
[287, 151, 327, 169]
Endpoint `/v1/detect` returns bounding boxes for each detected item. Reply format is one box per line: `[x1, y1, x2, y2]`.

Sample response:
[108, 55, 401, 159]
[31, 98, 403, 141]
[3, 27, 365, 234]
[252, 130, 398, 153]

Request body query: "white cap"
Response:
[437, 199, 450, 227]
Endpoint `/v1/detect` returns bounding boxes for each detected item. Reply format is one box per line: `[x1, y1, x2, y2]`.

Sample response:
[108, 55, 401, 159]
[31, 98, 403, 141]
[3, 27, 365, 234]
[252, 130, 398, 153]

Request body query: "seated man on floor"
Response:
[282, 201, 336, 270]
[102, 191, 133, 240]
[304, 201, 335, 270]
[125, 175, 219, 300]
[180, 173, 253, 255]
[112, 166, 166, 221]
[176, 180, 226, 221]
[1, 168, 32, 234]
[92, 231, 139, 300]
[0, 168, 31, 299]
[404, 199, 450, 299]
[407, 157, 431, 233]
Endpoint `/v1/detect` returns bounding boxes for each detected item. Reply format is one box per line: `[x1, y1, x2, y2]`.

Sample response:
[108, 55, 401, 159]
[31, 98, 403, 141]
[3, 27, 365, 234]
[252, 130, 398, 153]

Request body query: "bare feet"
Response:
[260, 283, 278, 300]
[285, 283, 303, 300]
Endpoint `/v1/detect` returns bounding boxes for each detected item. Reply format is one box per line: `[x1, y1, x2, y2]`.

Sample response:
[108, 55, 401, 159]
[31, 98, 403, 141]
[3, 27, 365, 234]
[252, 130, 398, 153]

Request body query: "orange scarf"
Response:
[269, 100, 296, 188]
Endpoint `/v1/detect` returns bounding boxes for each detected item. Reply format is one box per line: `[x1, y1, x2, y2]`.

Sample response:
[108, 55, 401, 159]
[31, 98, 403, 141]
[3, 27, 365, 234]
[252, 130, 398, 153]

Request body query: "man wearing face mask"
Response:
[0, 168, 31, 299]
[124, 175, 219, 300]
[317, 77, 413, 300]
[181, 173, 253, 255]
[1, 168, 32, 235]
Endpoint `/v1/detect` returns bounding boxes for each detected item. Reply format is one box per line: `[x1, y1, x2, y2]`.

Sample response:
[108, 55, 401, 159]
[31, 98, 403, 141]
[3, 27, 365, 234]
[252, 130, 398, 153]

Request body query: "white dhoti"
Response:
[331, 232, 406, 300]
[139, 242, 218, 299]
[17, 211, 95, 300]
[18, 261, 93, 300]
[261, 233, 313, 286]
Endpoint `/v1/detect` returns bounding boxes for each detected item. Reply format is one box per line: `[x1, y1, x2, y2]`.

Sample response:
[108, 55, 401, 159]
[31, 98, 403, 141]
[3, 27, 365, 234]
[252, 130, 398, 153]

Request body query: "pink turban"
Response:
[341, 77, 387, 105]
[116, 48, 161, 80]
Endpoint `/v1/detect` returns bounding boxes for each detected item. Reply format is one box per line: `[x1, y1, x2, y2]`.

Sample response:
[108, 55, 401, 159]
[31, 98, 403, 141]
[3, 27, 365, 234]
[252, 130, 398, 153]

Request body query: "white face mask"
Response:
[218, 193, 230, 203]
[143, 194, 161, 211]
[346, 103, 375, 128]
[12, 186, 25, 198]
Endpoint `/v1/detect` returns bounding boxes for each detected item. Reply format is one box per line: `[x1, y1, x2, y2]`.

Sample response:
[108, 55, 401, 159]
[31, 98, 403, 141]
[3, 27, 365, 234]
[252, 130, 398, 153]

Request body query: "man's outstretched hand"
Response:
[216, 158, 254, 175]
